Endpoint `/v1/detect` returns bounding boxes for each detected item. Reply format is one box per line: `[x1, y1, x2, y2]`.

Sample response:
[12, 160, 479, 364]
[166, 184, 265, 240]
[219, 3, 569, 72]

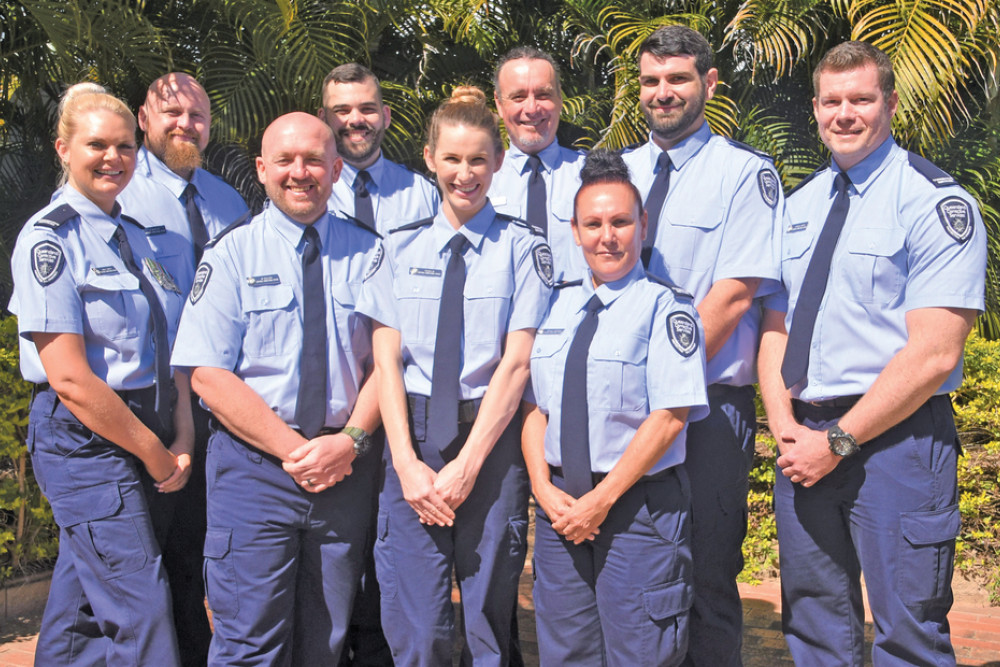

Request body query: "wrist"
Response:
[827, 424, 860, 457]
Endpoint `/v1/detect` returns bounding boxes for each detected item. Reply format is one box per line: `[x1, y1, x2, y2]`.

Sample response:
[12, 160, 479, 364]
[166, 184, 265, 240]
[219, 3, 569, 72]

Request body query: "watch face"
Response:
[353, 435, 372, 457]
[831, 436, 858, 457]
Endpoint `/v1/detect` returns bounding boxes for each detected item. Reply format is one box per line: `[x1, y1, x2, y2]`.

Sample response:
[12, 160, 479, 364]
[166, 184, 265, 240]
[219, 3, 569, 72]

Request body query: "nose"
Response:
[176, 112, 193, 131]
[655, 80, 673, 101]
[600, 222, 616, 244]
[290, 157, 308, 178]
[104, 145, 121, 162]
[522, 94, 538, 114]
[346, 108, 365, 125]
[835, 101, 855, 122]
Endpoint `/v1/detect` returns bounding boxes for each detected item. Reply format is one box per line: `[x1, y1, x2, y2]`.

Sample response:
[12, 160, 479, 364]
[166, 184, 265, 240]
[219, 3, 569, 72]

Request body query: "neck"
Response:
[347, 149, 381, 171]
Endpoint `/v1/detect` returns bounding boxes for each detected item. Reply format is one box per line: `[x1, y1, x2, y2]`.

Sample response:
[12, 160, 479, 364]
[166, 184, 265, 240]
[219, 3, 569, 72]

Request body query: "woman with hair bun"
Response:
[522, 149, 709, 666]
[8, 83, 191, 665]
[357, 86, 552, 664]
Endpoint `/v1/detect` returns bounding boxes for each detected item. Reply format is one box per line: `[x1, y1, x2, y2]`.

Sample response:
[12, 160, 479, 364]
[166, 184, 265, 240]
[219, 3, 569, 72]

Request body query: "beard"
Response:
[335, 123, 384, 165]
[148, 131, 202, 174]
[642, 88, 707, 145]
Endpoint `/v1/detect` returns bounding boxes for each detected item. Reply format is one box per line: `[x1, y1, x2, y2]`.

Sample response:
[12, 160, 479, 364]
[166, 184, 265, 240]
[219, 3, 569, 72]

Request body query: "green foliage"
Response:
[0, 316, 56, 581]
[741, 434, 779, 583]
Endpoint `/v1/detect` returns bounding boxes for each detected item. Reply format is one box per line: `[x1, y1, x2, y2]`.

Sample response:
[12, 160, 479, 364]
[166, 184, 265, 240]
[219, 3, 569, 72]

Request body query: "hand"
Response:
[532, 480, 576, 526]
[397, 459, 455, 527]
[433, 458, 480, 511]
[551, 489, 612, 545]
[145, 448, 179, 486]
[283, 433, 355, 493]
[776, 425, 840, 486]
[156, 452, 192, 493]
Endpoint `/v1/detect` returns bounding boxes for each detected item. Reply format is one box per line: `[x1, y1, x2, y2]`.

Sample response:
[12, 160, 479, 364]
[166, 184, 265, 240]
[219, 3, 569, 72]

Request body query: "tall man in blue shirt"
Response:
[172, 112, 382, 664]
[320, 63, 438, 236]
[620, 26, 782, 666]
[490, 47, 587, 281]
[758, 41, 985, 665]
[118, 72, 249, 667]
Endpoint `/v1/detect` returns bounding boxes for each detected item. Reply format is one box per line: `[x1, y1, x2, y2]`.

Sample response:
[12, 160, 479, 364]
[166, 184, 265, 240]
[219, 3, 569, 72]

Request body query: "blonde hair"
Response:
[56, 83, 137, 184]
[426, 85, 503, 155]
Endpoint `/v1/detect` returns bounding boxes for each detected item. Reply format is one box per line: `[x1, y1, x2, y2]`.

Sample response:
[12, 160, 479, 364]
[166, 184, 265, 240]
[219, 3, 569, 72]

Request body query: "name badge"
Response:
[787, 221, 808, 233]
[247, 274, 281, 287]
[145, 226, 167, 236]
[537, 328, 564, 335]
[410, 267, 442, 277]
[93, 266, 119, 276]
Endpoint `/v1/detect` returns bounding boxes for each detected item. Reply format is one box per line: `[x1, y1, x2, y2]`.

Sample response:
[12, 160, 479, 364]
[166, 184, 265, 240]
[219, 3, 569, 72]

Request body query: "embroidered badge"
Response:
[190, 263, 212, 304]
[364, 245, 384, 282]
[144, 257, 182, 294]
[31, 241, 64, 285]
[757, 169, 780, 209]
[667, 311, 699, 357]
[247, 274, 281, 287]
[409, 267, 442, 277]
[93, 266, 119, 276]
[532, 244, 555, 287]
[936, 196, 973, 243]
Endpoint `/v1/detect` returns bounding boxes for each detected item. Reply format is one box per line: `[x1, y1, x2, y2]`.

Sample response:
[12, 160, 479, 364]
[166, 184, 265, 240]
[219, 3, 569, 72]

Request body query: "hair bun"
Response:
[61, 82, 107, 104]
[580, 149, 632, 184]
[449, 85, 488, 106]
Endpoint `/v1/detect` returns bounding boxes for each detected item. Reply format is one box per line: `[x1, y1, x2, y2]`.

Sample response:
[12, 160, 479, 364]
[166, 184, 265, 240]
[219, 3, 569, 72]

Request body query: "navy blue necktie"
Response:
[295, 225, 327, 438]
[560, 294, 604, 497]
[353, 170, 376, 231]
[429, 235, 468, 446]
[781, 172, 852, 389]
[114, 225, 171, 430]
[183, 183, 209, 263]
[642, 152, 671, 268]
[526, 154, 547, 237]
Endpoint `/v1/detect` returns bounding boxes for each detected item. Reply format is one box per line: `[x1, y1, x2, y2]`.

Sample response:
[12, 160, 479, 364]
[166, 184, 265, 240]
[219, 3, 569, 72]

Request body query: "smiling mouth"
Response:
[95, 169, 124, 176]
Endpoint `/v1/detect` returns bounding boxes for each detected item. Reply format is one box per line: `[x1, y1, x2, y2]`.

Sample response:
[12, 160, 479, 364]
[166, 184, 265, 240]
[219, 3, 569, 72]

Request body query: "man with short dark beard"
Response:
[118, 72, 248, 667]
[320, 63, 438, 235]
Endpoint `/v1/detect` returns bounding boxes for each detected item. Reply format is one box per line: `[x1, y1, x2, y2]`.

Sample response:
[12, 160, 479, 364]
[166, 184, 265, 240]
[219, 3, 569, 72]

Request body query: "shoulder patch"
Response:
[645, 272, 693, 300]
[723, 137, 771, 160]
[757, 169, 780, 208]
[389, 217, 434, 234]
[554, 279, 583, 290]
[190, 263, 212, 304]
[31, 240, 65, 285]
[364, 244, 385, 281]
[667, 311, 699, 357]
[532, 244, 555, 287]
[908, 152, 957, 188]
[936, 196, 974, 244]
[500, 214, 546, 238]
[33, 203, 78, 229]
[787, 164, 827, 197]
[205, 210, 253, 250]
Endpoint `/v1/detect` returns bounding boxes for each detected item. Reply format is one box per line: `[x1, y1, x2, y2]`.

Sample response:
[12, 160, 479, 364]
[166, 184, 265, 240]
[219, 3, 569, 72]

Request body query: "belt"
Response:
[293, 427, 342, 438]
[793, 394, 863, 409]
[407, 395, 480, 424]
[548, 464, 673, 486]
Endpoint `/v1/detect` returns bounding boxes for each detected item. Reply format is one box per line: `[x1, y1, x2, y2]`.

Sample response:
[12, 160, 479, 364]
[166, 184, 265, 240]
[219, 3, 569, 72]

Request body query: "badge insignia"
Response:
[936, 196, 973, 243]
[144, 257, 182, 293]
[532, 244, 555, 287]
[364, 245, 384, 282]
[757, 169, 780, 209]
[667, 311, 699, 357]
[31, 241, 64, 285]
[190, 263, 212, 304]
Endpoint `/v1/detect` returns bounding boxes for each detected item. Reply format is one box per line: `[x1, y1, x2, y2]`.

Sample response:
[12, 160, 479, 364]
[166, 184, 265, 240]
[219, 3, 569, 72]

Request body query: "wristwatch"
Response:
[827, 424, 860, 457]
[342, 426, 372, 458]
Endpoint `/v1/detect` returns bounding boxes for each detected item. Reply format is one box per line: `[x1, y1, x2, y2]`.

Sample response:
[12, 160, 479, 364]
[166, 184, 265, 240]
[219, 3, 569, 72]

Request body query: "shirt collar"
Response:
[138, 146, 191, 199]
[580, 261, 645, 310]
[432, 200, 497, 253]
[263, 203, 330, 250]
[646, 121, 711, 173]
[507, 140, 563, 175]
[838, 136, 897, 197]
[60, 186, 124, 243]
[340, 153, 386, 191]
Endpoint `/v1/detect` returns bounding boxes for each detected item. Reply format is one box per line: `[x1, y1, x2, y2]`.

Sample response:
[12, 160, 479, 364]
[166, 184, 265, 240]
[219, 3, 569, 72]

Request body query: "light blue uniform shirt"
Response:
[171, 204, 380, 429]
[118, 147, 249, 293]
[621, 123, 782, 386]
[10, 187, 187, 388]
[357, 201, 553, 398]
[529, 262, 709, 475]
[774, 138, 986, 401]
[490, 141, 587, 282]
[328, 154, 439, 236]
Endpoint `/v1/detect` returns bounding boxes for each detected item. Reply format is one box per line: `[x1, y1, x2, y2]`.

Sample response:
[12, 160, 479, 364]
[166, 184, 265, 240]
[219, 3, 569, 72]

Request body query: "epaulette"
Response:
[907, 152, 957, 188]
[723, 137, 773, 161]
[645, 272, 694, 300]
[338, 213, 383, 239]
[389, 216, 434, 234]
[205, 210, 253, 249]
[33, 204, 78, 229]
[554, 279, 583, 290]
[618, 142, 643, 154]
[120, 213, 146, 229]
[402, 163, 437, 187]
[787, 163, 828, 197]
[498, 213, 546, 238]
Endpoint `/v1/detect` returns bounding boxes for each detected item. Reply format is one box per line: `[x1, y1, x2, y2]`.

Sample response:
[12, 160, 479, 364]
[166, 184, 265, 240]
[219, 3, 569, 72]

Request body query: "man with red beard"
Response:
[119, 72, 248, 667]
[320, 63, 438, 236]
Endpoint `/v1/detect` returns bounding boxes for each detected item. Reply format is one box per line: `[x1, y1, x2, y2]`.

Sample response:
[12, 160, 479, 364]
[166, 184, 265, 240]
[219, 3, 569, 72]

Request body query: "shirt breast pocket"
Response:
[662, 199, 725, 271]
[333, 280, 369, 360]
[80, 272, 141, 341]
[530, 333, 569, 409]
[844, 227, 906, 305]
[393, 272, 443, 344]
[244, 284, 296, 358]
[589, 333, 649, 412]
[465, 271, 514, 343]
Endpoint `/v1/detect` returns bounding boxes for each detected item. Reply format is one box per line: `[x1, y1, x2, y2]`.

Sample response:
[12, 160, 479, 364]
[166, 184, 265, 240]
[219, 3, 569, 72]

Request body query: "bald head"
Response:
[257, 112, 341, 224]
[139, 72, 211, 178]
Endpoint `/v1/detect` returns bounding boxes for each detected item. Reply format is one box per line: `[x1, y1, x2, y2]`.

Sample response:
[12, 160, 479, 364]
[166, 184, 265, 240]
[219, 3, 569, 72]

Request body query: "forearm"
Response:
[372, 326, 417, 468]
[697, 277, 760, 361]
[190, 366, 304, 461]
[170, 371, 195, 455]
[758, 307, 797, 436]
[521, 401, 552, 496]
[346, 366, 382, 434]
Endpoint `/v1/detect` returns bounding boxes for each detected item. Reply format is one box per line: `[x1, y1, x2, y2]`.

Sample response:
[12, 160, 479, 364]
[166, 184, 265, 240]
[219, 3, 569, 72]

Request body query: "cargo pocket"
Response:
[898, 505, 960, 607]
[642, 577, 693, 662]
[374, 509, 397, 600]
[203, 528, 240, 619]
